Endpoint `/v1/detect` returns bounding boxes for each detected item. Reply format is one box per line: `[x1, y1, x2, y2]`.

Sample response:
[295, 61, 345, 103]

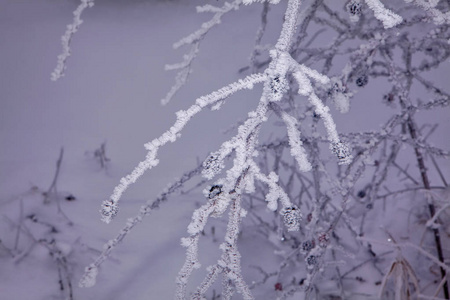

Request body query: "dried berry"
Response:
[208, 185, 223, 199]
[346, 0, 362, 22]
[274, 282, 283, 291]
[283, 206, 301, 231]
[355, 74, 368, 87]
[384, 93, 394, 103]
[307, 213, 313, 223]
[317, 233, 330, 248]
[269, 74, 288, 101]
[270, 76, 280, 92]
[332, 82, 341, 93]
[306, 255, 317, 268]
[330, 142, 352, 165]
[101, 199, 119, 221]
[301, 240, 315, 252]
[349, 2, 362, 16]
[202, 152, 224, 179]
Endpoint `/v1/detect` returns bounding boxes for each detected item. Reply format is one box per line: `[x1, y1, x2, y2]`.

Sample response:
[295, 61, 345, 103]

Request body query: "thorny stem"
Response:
[380, 31, 450, 297]
[407, 115, 449, 299]
[399, 35, 449, 298]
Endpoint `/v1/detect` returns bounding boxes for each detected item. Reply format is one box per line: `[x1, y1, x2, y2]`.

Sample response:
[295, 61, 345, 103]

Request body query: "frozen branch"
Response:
[364, 0, 403, 29]
[101, 73, 266, 223]
[161, 0, 242, 105]
[51, 0, 94, 81]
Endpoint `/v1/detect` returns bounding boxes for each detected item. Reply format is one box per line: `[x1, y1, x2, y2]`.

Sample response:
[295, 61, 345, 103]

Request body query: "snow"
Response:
[0, 1, 261, 299]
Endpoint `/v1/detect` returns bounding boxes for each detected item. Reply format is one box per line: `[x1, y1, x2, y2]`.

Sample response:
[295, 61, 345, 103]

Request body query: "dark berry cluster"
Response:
[317, 233, 330, 248]
[208, 184, 223, 199]
[330, 142, 352, 164]
[357, 190, 366, 198]
[301, 240, 316, 252]
[270, 76, 282, 93]
[202, 153, 223, 178]
[283, 206, 301, 231]
[355, 74, 368, 87]
[348, 1, 362, 16]
[306, 255, 317, 267]
[269, 74, 288, 101]
[101, 199, 119, 220]
[274, 282, 283, 291]
[383, 93, 395, 104]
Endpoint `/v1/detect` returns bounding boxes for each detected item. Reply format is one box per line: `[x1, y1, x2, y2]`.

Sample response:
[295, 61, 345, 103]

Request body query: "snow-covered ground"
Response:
[0, 1, 449, 299]
[0, 1, 274, 299]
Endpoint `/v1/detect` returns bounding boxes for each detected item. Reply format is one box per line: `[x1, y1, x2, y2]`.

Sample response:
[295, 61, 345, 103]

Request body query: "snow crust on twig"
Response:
[51, 0, 94, 81]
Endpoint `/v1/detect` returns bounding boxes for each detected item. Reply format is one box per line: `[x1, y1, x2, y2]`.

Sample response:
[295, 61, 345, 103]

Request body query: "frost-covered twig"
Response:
[358, 236, 450, 273]
[405, 0, 450, 25]
[364, 0, 403, 28]
[161, 0, 242, 105]
[51, 0, 94, 81]
[426, 201, 450, 229]
[248, 2, 270, 72]
[101, 73, 266, 224]
[42, 147, 72, 224]
[80, 163, 203, 288]
[74, 0, 450, 298]
[43, 148, 64, 204]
